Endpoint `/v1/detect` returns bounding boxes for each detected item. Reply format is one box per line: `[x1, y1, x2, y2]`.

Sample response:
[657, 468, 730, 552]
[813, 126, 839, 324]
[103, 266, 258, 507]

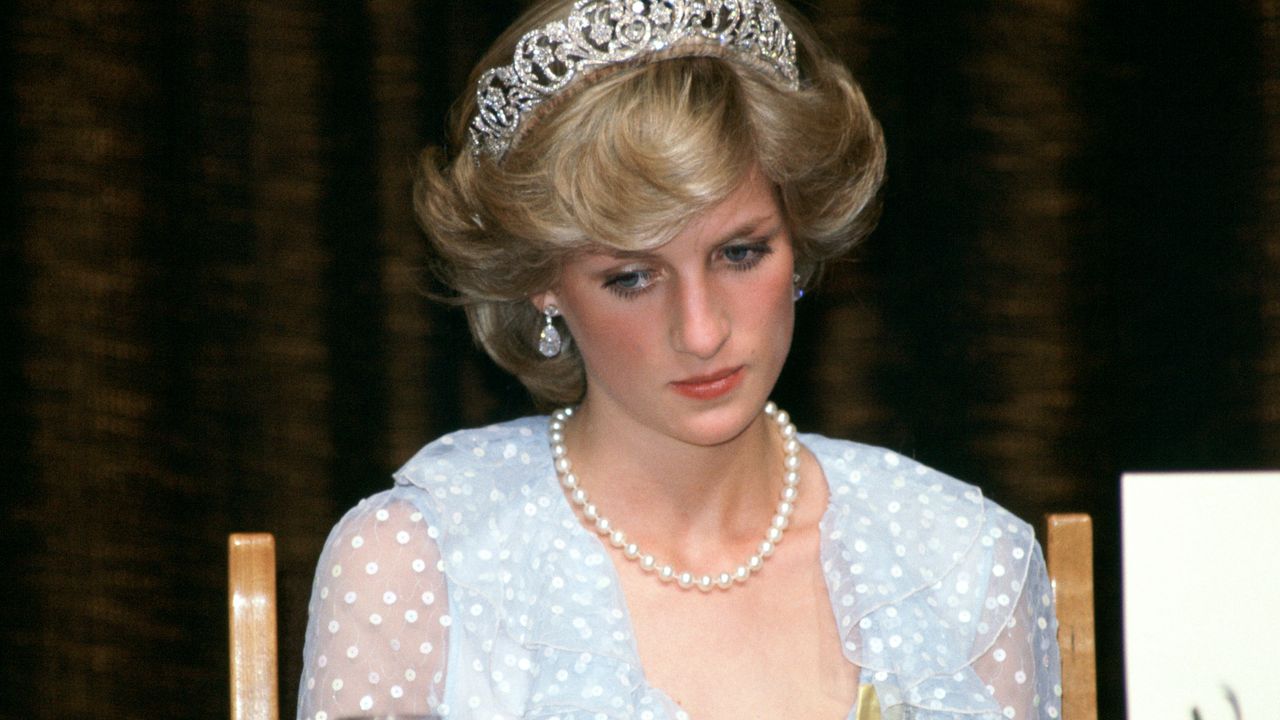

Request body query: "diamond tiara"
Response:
[468, 0, 800, 161]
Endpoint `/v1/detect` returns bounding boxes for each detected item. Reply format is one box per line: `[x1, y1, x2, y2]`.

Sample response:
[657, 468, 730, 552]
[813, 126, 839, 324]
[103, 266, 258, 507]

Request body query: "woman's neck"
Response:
[559, 398, 783, 560]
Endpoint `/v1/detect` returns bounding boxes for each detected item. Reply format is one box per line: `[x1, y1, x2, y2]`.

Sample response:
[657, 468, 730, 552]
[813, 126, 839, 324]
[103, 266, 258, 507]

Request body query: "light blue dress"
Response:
[298, 416, 1062, 719]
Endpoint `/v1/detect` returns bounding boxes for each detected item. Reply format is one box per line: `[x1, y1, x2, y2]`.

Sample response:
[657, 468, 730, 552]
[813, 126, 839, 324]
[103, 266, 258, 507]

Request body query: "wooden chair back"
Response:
[228, 533, 280, 720]
[1044, 513, 1098, 720]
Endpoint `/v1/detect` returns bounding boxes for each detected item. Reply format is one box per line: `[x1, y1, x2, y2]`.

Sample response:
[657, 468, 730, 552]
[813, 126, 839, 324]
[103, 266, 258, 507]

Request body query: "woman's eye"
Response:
[722, 241, 772, 268]
[603, 269, 654, 298]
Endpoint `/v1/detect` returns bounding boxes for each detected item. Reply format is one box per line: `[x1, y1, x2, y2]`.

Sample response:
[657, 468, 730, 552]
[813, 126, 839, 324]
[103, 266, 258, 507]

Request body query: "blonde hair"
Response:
[415, 0, 886, 407]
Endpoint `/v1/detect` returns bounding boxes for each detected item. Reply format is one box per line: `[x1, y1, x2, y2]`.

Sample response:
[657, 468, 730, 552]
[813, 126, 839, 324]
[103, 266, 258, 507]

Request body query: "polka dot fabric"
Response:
[298, 417, 1061, 719]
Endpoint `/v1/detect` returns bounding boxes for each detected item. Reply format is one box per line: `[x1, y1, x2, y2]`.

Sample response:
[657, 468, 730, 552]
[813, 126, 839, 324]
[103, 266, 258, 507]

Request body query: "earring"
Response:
[538, 304, 563, 358]
[792, 273, 805, 302]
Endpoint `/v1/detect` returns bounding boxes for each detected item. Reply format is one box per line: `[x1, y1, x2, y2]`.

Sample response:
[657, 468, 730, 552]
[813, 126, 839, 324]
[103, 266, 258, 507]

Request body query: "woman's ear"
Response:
[531, 290, 560, 314]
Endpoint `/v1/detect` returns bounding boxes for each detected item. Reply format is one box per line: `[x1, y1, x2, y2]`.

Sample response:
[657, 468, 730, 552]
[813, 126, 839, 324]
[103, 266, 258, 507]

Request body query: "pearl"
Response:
[549, 401, 800, 592]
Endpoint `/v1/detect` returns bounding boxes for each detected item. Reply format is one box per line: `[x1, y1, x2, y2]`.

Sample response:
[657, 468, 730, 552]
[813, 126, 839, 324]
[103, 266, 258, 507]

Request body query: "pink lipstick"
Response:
[670, 366, 744, 400]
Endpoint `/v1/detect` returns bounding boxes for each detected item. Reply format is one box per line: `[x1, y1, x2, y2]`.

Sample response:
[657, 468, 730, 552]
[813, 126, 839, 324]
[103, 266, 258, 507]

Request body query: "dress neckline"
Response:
[539, 417, 861, 720]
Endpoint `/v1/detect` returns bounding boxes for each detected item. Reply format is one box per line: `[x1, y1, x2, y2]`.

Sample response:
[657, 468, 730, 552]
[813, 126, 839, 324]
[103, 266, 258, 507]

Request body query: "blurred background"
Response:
[2, 1, 1278, 717]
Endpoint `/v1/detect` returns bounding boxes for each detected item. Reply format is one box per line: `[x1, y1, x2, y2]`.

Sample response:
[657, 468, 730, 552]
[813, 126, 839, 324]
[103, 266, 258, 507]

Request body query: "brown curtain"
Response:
[3, 1, 1277, 717]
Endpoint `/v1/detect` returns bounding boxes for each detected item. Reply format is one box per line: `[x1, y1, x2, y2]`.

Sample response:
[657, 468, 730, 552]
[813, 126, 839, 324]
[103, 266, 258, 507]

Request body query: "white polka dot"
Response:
[359, 695, 373, 711]
[327, 620, 339, 634]
[405, 668, 417, 681]
[330, 564, 342, 577]
[993, 648, 1007, 662]
[350, 536, 364, 549]
[422, 591, 435, 605]
[344, 591, 357, 604]
[390, 685, 404, 698]
[346, 645, 359, 659]
[331, 678, 343, 691]
[365, 562, 379, 575]
[383, 591, 397, 605]
[405, 609, 419, 623]
[412, 558, 426, 573]
[375, 509, 389, 521]
[369, 613, 382, 625]
[419, 642, 433, 654]
[396, 530, 410, 544]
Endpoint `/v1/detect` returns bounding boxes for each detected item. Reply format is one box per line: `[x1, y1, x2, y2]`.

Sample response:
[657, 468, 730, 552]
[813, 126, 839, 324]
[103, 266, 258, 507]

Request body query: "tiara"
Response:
[468, 0, 800, 161]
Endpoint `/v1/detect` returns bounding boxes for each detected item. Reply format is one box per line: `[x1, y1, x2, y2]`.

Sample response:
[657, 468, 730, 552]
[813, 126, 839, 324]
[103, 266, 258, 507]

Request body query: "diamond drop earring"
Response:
[538, 305, 563, 358]
[792, 273, 805, 302]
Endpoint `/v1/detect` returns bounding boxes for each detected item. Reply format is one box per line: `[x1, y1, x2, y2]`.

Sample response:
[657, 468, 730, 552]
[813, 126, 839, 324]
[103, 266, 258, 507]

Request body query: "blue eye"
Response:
[603, 269, 655, 298]
[722, 241, 773, 269]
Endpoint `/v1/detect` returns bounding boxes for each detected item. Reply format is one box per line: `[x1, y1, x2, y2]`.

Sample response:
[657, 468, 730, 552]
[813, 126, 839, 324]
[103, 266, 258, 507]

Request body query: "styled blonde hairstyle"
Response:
[416, 0, 885, 407]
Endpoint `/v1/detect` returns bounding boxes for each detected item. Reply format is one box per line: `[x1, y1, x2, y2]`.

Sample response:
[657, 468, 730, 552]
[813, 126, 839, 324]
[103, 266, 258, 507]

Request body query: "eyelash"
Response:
[601, 241, 775, 300]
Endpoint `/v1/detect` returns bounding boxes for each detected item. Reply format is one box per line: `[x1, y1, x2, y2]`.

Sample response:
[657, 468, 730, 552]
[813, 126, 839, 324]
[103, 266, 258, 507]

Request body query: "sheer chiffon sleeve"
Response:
[297, 491, 450, 720]
[970, 539, 1063, 719]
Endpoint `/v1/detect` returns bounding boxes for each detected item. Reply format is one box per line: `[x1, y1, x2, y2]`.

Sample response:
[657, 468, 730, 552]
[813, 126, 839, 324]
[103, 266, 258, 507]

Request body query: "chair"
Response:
[1043, 513, 1098, 720]
[228, 533, 280, 720]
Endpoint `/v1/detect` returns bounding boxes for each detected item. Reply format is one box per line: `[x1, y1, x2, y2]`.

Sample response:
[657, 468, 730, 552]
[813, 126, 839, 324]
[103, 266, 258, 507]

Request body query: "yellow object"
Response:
[855, 684, 882, 720]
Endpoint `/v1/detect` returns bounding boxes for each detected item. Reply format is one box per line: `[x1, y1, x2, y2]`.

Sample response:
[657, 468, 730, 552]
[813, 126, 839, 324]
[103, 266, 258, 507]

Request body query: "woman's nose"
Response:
[670, 277, 729, 359]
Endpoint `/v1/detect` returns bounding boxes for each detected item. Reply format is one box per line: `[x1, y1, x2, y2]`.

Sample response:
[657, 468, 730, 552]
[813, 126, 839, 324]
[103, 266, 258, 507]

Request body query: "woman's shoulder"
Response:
[802, 432, 1033, 542]
[377, 413, 561, 532]
[395, 414, 550, 476]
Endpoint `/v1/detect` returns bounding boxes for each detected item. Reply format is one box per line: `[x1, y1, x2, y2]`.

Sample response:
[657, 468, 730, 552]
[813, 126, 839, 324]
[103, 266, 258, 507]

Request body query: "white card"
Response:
[1122, 471, 1280, 720]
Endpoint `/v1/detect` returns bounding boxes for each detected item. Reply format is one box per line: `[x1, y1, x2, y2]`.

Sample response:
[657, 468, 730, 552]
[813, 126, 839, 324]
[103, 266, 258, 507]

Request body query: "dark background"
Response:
[3, 1, 1278, 717]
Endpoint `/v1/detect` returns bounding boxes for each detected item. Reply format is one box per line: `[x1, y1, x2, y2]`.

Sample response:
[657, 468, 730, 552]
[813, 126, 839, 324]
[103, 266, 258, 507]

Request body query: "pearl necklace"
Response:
[547, 401, 800, 592]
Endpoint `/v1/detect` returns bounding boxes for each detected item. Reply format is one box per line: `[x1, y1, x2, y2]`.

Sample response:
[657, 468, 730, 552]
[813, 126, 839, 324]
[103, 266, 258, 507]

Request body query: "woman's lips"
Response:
[670, 366, 744, 400]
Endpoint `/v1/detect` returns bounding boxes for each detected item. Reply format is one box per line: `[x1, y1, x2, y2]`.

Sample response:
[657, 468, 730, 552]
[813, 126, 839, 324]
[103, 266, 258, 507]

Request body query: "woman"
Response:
[298, 0, 1062, 718]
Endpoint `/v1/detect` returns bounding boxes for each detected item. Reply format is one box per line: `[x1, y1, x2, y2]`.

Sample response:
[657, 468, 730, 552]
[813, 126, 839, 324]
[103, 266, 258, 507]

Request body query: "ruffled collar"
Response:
[393, 416, 1035, 719]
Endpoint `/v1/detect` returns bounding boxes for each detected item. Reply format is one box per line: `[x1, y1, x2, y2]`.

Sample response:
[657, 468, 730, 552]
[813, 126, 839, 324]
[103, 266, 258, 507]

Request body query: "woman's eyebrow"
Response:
[709, 214, 782, 245]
